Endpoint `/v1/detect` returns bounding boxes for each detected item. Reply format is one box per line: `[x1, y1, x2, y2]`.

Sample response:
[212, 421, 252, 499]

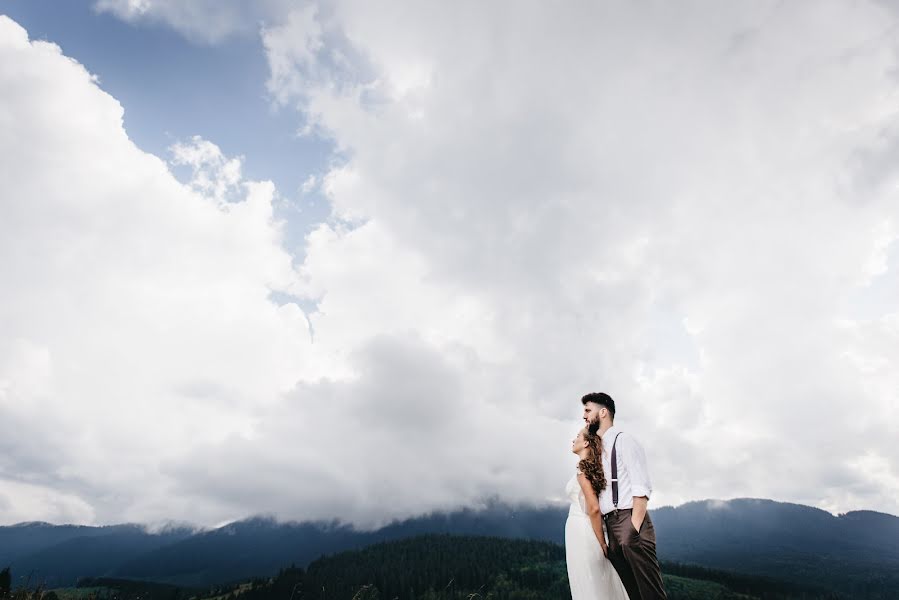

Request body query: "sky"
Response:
[0, 0, 897, 529]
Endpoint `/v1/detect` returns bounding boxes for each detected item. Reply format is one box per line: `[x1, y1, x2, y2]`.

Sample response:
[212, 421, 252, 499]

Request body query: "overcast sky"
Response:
[1, 0, 897, 529]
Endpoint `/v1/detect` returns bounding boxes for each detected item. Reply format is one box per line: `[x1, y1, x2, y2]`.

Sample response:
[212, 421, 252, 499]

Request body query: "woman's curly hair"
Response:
[578, 427, 607, 495]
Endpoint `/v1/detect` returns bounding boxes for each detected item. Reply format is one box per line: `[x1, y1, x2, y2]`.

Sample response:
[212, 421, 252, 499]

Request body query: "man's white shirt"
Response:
[597, 425, 653, 515]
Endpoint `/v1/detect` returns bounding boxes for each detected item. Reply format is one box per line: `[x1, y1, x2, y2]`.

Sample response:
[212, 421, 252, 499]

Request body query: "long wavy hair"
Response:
[578, 427, 607, 495]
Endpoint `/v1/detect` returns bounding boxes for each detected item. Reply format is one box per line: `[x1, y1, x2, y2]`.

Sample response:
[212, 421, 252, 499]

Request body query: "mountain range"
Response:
[2, 498, 897, 597]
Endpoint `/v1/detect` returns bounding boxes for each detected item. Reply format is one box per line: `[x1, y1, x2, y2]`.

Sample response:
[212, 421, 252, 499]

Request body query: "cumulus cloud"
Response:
[255, 0, 899, 517]
[170, 136, 245, 205]
[93, 0, 294, 44]
[0, 16, 311, 525]
[3, 0, 899, 528]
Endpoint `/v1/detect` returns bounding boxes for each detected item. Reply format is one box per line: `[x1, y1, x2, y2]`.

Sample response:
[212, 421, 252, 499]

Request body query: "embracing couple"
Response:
[566, 392, 668, 600]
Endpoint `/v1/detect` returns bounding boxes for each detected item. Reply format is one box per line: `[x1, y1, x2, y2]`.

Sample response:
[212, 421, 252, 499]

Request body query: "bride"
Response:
[566, 426, 629, 600]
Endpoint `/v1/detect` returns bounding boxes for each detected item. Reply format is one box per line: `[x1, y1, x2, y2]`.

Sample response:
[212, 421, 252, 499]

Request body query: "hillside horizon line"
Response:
[5, 496, 897, 531]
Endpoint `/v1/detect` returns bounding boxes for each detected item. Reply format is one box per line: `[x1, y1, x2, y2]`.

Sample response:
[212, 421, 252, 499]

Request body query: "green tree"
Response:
[350, 585, 380, 600]
[0, 568, 10, 598]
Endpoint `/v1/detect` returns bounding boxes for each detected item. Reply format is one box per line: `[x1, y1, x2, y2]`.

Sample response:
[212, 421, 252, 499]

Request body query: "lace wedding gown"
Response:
[565, 474, 630, 600]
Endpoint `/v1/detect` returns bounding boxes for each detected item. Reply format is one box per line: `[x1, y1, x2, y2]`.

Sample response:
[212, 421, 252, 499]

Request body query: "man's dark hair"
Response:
[581, 392, 615, 418]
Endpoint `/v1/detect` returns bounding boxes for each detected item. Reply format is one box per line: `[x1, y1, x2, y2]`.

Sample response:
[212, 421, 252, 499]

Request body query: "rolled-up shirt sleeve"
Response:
[623, 434, 653, 499]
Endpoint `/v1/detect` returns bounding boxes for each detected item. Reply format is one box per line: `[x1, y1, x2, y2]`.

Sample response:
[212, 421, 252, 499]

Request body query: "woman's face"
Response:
[571, 428, 586, 454]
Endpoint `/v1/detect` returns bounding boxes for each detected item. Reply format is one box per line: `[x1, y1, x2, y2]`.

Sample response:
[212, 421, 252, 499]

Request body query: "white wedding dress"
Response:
[565, 473, 630, 600]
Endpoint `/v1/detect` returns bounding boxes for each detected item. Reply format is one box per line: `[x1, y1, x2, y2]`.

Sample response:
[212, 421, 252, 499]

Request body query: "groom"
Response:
[582, 392, 667, 600]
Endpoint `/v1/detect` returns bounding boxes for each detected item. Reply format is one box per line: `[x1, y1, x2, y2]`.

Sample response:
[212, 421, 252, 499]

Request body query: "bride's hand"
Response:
[600, 543, 609, 558]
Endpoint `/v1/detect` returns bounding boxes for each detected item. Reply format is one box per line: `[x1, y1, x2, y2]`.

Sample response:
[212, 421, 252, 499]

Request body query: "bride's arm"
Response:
[576, 473, 609, 557]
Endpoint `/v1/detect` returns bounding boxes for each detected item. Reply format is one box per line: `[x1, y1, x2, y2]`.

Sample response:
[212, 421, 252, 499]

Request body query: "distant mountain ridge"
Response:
[0, 521, 195, 587]
[2, 498, 897, 597]
[653, 498, 899, 597]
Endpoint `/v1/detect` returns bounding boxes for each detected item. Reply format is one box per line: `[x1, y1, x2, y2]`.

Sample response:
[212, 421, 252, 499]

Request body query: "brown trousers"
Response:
[604, 509, 667, 600]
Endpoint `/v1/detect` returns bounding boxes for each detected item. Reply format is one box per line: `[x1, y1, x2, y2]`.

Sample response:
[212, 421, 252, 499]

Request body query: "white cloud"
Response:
[4, 0, 899, 528]
[0, 479, 96, 525]
[0, 16, 312, 525]
[262, 4, 327, 107]
[257, 0, 899, 518]
[170, 136, 244, 205]
[93, 0, 294, 44]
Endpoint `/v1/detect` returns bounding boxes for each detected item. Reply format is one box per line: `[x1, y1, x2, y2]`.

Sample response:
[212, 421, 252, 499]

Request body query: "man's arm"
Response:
[631, 495, 648, 532]
[623, 435, 653, 532]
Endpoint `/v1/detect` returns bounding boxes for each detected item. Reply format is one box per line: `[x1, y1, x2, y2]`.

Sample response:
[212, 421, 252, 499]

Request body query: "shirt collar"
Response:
[600, 424, 618, 440]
